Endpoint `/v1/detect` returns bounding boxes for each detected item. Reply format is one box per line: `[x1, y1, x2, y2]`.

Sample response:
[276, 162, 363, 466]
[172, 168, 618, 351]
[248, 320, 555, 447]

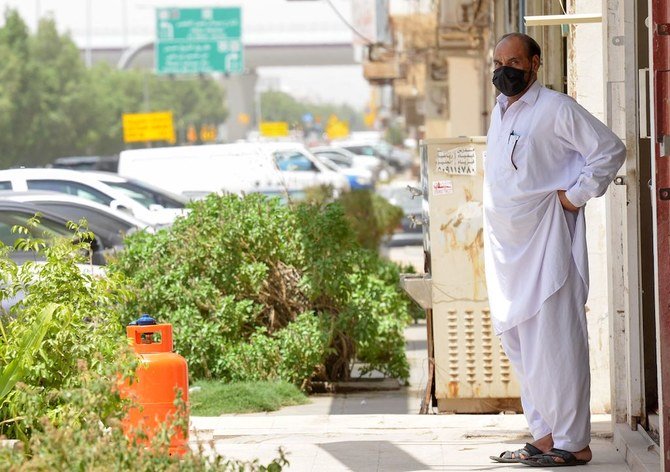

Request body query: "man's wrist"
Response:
[564, 187, 587, 208]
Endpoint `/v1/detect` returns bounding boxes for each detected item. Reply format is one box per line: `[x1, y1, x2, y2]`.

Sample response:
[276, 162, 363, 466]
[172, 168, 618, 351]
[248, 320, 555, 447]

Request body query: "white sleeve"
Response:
[554, 99, 626, 208]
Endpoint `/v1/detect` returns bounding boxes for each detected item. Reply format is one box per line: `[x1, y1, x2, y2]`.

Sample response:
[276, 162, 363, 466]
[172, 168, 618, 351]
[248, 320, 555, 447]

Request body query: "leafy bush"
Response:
[0, 368, 288, 471]
[0, 220, 133, 440]
[110, 193, 413, 386]
[305, 189, 403, 250]
[337, 190, 404, 250]
[0, 219, 288, 470]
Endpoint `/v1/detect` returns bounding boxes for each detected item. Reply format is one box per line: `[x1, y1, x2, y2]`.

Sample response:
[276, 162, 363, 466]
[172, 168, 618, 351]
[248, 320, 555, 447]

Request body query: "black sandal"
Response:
[519, 447, 589, 467]
[490, 442, 543, 463]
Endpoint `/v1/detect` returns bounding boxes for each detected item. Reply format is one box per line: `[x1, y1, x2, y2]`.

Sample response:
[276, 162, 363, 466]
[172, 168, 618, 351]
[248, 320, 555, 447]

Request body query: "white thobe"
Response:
[483, 80, 626, 335]
[483, 80, 626, 452]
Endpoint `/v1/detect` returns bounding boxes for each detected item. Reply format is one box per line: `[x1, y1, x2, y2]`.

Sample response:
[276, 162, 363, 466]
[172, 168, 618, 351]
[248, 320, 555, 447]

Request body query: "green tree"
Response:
[0, 10, 228, 168]
[89, 66, 228, 153]
[0, 11, 34, 166]
[25, 17, 98, 165]
[260, 90, 364, 132]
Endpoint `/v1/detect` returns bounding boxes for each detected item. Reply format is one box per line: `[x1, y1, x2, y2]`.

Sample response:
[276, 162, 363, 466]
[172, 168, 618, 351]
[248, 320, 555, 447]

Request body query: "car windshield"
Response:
[274, 151, 317, 172]
[102, 180, 186, 209]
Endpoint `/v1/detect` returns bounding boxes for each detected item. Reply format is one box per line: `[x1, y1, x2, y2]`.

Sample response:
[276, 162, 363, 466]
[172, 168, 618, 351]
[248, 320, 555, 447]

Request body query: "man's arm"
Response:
[554, 99, 627, 209]
[558, 190, 579, 212]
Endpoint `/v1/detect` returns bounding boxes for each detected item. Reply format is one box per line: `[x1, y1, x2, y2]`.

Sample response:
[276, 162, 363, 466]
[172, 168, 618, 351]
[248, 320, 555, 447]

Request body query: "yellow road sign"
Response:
[122, 111, 175, 143]
[326, 117, 349, 140]
[200, 124, 217, 142]
[259, 121, 289, 137]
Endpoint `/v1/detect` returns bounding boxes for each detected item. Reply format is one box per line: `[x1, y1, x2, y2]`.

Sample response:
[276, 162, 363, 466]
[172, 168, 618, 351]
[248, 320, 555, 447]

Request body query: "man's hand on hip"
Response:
[558, 190, 580, 212]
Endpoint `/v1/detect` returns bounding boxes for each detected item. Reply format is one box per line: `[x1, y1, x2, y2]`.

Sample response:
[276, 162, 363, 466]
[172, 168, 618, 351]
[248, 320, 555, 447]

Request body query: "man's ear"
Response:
[532, 55, 541, 74]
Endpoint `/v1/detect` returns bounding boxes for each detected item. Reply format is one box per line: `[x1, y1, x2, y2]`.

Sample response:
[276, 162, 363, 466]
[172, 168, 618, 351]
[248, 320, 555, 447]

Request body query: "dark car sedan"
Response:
[0, 200, 127, 265]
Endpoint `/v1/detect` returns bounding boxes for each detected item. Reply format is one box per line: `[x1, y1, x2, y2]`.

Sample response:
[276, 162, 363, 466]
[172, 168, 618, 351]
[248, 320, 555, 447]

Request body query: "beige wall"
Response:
[424, 56, 485, 140]
[447, 57, 485, 137]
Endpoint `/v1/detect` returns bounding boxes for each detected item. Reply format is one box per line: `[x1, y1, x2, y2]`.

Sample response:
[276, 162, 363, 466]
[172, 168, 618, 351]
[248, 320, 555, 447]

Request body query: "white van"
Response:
[118, 142, 349, 199]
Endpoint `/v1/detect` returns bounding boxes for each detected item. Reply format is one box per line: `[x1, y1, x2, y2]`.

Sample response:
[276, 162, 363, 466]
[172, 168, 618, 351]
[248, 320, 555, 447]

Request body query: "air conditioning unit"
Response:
[437, 0, 488, 51]
[363, 60, 404, 83]
[402, 137, 521, 413]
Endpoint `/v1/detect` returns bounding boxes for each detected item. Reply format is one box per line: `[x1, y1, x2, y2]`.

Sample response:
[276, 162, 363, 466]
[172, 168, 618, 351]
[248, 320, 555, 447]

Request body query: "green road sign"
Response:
[156, 7, 243, 75]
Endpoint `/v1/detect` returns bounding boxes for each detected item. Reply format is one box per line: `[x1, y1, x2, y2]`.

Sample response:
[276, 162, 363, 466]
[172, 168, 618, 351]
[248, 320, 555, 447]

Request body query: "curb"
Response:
[310, 378, 402, 393]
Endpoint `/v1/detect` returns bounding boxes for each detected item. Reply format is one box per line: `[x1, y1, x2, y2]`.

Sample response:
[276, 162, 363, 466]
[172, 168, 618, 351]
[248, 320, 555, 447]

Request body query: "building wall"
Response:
[568, 0, 612, 414]
[447, 57, 485, 137]
[424, 57, 484, 140]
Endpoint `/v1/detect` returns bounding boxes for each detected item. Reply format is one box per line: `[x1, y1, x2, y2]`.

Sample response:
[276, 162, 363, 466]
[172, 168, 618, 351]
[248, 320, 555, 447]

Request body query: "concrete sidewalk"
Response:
[189, 320, 633, 471]
[190, 413, 627, 471]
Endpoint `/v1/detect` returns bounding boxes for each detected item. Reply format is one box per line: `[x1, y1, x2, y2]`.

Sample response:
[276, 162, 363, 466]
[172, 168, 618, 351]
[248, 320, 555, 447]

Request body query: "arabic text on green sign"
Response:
[156, 41, 244, 74]
[157, 8, 241, 40]
[155, 7, 243, 75]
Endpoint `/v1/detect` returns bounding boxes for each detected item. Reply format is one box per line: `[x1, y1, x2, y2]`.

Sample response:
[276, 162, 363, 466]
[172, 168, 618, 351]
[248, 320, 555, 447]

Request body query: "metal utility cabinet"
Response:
[402, 137, 521, 413]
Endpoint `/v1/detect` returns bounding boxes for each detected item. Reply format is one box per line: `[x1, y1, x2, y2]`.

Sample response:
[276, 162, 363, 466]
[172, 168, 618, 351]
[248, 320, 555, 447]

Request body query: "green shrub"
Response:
[348, 255, 412, 379]
[305, 189, 403, 250]
[110, 193, 412, 386]
[0, 219, 288, 470]
[0, 220, 133, 440]
[0, 369, 288, 471]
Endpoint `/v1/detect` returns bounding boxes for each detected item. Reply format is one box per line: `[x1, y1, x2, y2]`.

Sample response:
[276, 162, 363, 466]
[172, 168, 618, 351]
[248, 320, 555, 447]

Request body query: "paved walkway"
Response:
[189, 319, 632, 471]
[191, 413, 626, 471]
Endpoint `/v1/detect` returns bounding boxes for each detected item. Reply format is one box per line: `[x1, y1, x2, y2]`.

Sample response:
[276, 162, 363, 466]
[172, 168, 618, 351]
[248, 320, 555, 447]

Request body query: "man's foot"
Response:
[520, 446, 592, 467]
[490, 433, 553, 463]
[490, 443, 543, 463]
[531, 433, 554, 452]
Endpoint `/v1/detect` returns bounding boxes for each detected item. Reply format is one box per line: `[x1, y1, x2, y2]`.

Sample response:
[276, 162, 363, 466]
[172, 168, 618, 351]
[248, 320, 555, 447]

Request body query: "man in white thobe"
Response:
[484, 33, 626, 467]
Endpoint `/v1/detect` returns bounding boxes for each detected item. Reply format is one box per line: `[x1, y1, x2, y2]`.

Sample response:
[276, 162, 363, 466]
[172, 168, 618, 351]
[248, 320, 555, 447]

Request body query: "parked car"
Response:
[118, 142, 350, 199]
[315, 155, 374, 190]
[0, 168, 183, 228]
[0, 200, 126, 265]
[377, 182, 424, 246]
[85, 172, 188, 216]
[0, 191, 150, 239]
[256, 141, 350, 196]
[333, 139, 413, 171]
[310, 145, 390, 182]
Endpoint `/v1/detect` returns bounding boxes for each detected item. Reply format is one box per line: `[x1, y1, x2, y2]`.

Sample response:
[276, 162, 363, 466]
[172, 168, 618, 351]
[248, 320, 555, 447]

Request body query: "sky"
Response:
[0, 0, 381, 109]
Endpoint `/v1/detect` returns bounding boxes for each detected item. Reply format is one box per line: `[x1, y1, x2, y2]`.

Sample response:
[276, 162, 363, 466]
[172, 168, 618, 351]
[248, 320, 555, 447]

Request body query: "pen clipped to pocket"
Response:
[506, 131, 521, 170]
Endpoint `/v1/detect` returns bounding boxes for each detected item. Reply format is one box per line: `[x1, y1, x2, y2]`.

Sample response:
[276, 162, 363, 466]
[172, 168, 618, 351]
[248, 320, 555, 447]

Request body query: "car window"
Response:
[315, 152, 352, 168]
[0, 210, 69, 248]
[344, 145, 376, 157]
[39, 203, 134, 235]
[26, 180, 114, 206]
[319, 158, 341, 172]
[273, 151, 318, 172]
[0, 181, 11, 190]
[102, 181, 185, 209]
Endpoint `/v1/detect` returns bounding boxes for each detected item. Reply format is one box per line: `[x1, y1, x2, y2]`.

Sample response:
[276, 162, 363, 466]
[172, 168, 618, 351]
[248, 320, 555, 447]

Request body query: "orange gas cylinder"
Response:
[121, 315, 189, 455]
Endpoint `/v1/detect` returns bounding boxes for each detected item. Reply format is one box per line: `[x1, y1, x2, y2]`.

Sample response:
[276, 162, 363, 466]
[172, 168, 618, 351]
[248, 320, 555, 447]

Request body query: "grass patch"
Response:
[189, 380, 309, 416]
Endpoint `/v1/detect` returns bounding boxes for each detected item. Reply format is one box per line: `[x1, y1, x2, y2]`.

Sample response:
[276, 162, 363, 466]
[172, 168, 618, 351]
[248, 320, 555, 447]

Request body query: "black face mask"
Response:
[492, 66, 531, 97]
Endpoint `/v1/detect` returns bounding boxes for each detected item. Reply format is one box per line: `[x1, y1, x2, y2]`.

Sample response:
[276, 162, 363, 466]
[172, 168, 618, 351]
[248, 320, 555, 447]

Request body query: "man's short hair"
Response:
[499, 33, 542, 61]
